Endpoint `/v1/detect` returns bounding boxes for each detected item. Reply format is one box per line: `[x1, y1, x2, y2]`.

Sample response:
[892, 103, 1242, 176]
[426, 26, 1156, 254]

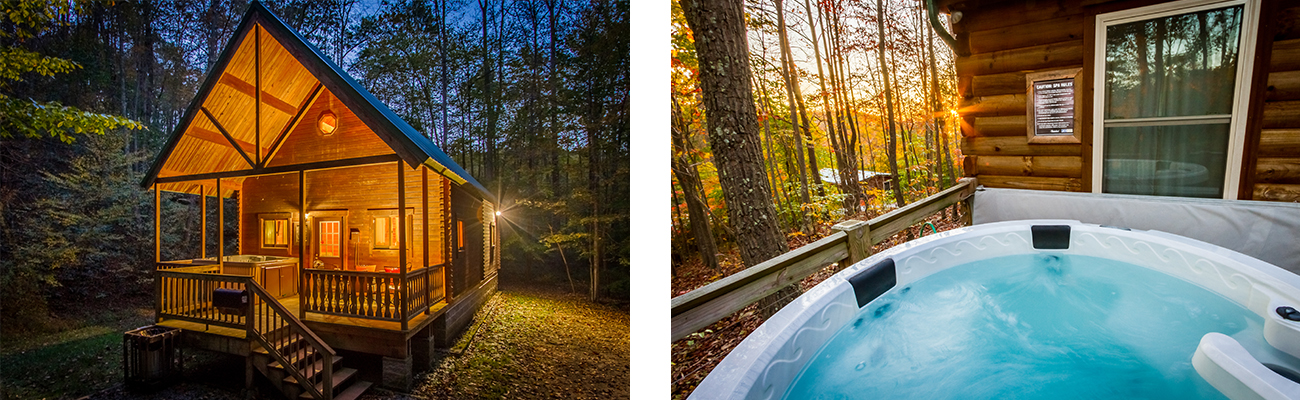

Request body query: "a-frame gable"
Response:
[142, 1, 494, 203]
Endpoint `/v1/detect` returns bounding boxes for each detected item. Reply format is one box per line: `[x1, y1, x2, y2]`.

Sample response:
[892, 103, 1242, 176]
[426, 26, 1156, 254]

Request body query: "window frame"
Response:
[259, 212, 292, 249]
[370, 209, 413, 251]
[1090, 0, 1260, 199]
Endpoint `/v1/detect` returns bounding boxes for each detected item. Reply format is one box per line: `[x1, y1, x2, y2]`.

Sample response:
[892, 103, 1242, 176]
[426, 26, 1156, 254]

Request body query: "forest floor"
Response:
[2, 283, 627, 400]
[669, 205, 967, 399]
[389, 282, 631, 400]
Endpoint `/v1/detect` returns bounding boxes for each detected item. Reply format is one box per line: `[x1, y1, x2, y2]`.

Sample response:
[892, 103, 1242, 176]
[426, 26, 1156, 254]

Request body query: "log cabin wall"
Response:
[955, 0, 1091, 192]
[449, 184, 485, 298]
[239, 163, 448, 269]
[1256, 1, 1300, 201]
[950, 0, 1300, 201]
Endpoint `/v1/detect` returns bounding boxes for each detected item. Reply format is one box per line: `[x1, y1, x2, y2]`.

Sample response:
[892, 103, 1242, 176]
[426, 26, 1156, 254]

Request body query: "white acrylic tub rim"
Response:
[689, 220, 1300, 400]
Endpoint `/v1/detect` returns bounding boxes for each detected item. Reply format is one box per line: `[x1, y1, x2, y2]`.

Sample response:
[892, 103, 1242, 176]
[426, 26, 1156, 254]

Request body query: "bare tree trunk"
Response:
[680, 0, 794, 316]
[876, 0, 904, 207]
[927, 23, 952, 187]
[773, 0, 813, 210]
[672, 98, 721, 271]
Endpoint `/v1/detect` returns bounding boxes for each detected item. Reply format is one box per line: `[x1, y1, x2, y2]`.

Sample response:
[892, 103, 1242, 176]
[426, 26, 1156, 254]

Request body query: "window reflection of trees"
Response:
[1104, 6, 1242, 119]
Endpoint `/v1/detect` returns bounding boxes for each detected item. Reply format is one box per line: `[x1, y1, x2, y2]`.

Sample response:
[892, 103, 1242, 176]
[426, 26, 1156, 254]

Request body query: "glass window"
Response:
[457, 220, 464, 251]
[1101, 5, 1243, 198]
[319, 221, 340, 257]
[261, 216, 289, 248]
[374, 215, 396, 249]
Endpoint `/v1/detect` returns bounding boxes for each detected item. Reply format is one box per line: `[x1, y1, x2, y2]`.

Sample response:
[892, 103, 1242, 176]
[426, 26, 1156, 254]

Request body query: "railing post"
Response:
[832, 219, 871, 266]
[960, 190, 975, 226]
[245, 279, 254, 335]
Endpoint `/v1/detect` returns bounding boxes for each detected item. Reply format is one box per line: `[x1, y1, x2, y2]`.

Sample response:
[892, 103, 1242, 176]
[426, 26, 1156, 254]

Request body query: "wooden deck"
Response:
[158, 295, 448, 341]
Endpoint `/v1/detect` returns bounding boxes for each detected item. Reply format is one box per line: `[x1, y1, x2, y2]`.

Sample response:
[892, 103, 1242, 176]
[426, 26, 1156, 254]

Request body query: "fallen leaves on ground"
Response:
[395, 284, 630, 400]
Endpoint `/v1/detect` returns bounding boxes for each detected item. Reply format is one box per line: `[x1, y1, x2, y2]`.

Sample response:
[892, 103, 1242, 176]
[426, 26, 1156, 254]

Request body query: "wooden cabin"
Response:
[940, 0, 1300, 202]
[138, 3, 499, 398]
[819, 168, 894, 191]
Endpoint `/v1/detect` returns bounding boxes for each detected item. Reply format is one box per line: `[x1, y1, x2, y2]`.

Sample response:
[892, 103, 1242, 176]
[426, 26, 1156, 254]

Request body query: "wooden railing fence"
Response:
[669, 178, 977, 341]
[302, 270, 403, 321]
[156, 270, 250, 329]
[404, 267, 431, 319]
[154, 267, 337, 400]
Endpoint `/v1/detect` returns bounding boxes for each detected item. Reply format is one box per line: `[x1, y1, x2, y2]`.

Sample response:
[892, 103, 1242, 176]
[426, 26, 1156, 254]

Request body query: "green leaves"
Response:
[0, 94, 145, 143]
[0, 47, 80, 84]
[0, 0, 143, 143]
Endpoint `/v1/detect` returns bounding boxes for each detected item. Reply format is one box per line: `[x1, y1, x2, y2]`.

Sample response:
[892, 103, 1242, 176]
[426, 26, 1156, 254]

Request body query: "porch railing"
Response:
[156, 270, 250, 329]
[404, 267, 431, 319]
[302, 269, 403, 321]
[299, 265, 445, 325]
[669, 178, 978, 341]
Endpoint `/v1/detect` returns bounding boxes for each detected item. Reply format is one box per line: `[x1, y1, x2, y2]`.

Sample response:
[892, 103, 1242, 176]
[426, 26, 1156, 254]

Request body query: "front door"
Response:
[311, 212, 346, 269]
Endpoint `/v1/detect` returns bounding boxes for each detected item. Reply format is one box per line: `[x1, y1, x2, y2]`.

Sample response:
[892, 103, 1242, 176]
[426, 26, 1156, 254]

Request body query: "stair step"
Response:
[270, 354, 341, 372]
[286, 367, 357, 397]
[257, 343, 318, 367]
[275, 355, 342, 381]
[308, 380, 372, 400]
[252, 333, 304, 355]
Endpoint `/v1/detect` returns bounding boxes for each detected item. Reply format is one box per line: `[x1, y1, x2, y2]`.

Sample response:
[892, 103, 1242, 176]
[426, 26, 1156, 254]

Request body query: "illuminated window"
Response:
[260, 214, 290, 248]
[319, 221, 340, 257]
[318, 111, 338, 136]
[374, 216, 392, 249]
[457, 220, 464, 251]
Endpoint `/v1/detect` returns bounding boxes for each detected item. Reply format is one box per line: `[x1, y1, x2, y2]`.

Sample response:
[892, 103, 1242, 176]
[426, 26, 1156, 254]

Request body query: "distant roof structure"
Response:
[140, 1, 493, 202]
[819, 168, 890, 185]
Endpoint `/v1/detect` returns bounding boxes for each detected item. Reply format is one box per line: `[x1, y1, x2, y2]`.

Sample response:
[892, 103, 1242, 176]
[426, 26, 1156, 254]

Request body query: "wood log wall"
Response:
[948, 0, 1300, 201]
[1257, 2, 1300, 201]
[240, 163, 448, 267]
[953, 0, 1088, 192]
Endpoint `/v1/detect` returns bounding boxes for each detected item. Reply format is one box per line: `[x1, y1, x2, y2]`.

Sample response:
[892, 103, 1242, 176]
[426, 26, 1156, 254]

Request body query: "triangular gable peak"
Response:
[141, 1, 492, 202]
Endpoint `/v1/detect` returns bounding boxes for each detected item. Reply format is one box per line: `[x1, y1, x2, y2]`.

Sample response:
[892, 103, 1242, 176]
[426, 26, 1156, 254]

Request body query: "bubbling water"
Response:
[782, 254, 1263, 400]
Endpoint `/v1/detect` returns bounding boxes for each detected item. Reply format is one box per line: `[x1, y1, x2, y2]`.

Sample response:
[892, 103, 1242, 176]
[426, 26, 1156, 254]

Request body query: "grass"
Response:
[1, 307, 154, 399]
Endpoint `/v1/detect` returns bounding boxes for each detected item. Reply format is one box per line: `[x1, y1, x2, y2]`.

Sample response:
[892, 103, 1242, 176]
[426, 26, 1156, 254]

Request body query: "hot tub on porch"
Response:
[157, 255, 299, 299]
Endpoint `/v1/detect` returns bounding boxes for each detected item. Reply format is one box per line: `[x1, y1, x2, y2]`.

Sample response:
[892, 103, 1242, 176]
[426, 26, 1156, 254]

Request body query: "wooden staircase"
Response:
[251, 330, 371, 400]
[244, 283, 372, 400]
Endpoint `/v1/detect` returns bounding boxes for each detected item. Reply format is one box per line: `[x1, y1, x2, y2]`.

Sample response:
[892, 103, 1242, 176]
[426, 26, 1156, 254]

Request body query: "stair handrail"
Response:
[245, 281, 336, 400]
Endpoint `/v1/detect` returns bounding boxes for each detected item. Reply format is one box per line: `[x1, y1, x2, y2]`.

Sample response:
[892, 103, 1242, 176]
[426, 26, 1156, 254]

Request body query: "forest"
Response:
[670, 0, 962, 395]
[0, 0, 629, 335]
[671, 0, 959, 276]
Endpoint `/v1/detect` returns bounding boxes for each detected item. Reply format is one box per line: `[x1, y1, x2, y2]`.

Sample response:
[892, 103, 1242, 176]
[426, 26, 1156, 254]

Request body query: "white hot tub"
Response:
[691, 220, 1300, 400]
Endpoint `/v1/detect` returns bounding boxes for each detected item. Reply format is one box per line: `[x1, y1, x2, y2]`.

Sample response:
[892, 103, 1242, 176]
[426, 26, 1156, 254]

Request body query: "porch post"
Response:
[299, 170, 306, 320]
[154, 185, 161, 322]
[443, 178, 452, 303]
[217, 179, 223, 270]
[422, 168, 430, 314]
[154, 185, 160, 263]
[398, 161, 408, 330]
[200, 185, 206, 259]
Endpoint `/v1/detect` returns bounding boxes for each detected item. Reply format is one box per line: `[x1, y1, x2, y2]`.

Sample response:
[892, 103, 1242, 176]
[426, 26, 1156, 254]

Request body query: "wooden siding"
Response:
[449, 184, 484, 298]
[1257, 2, 1300, 201]
[239, 163, 448, 268]
[952, 0, 1092, 192]
[950, 0, 1300, 200]
[161, 24, 319, 179]
[264, 88, 393, 167]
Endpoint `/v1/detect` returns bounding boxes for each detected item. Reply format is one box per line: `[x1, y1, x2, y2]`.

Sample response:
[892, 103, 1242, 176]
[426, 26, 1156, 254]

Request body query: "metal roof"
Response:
[140, 1, 494, 203]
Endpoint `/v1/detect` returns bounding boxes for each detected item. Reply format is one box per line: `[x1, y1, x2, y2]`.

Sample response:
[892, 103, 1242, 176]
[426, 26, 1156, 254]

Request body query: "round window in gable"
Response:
[318, 111, 338, 136]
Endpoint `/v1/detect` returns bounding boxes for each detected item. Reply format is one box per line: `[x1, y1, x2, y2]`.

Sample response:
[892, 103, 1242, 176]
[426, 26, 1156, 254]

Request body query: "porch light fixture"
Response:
[318, 111, 338, 136]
